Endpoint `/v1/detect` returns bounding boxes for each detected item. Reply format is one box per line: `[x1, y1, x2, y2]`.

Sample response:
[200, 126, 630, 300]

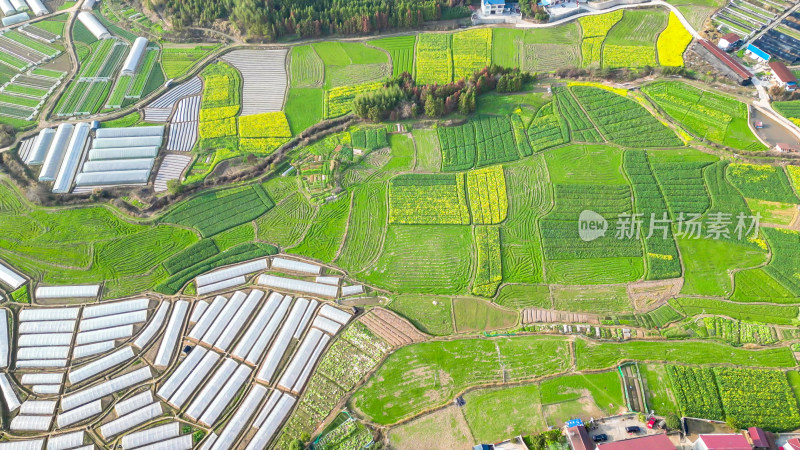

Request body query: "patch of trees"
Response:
[158, 0, 471, 40]
[0, 124, 14, 148]
[353, 66, 533, 122]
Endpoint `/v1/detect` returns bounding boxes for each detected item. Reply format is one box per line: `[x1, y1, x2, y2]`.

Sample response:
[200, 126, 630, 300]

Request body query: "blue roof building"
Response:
[746, 44, 770, 62]
[481, 0, 505, 14]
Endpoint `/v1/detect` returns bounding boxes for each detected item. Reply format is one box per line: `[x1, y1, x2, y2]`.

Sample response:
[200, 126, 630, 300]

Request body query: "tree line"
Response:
[353, 66, 534, 122]
[156, 0, 471, 40]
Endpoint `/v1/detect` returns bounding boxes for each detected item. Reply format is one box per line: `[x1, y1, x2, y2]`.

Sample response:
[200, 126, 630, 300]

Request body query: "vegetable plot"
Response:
[388, 174, 470, 225]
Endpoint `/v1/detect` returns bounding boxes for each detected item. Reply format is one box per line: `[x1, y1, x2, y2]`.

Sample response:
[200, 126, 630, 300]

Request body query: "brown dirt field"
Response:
[360, 307, 427, 348]
[627, 278, 683, 312]
[387, 406, 474, 450]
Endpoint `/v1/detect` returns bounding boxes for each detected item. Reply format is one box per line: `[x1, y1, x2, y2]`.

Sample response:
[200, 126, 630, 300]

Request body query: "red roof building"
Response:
[782, 438, 800, 450]
[698, 39, 752, 84]
[598, 434, 675, 450]
[769, 61, 798, 90]
[718, 33, 742, 51]
[746, 427, 771, 449]
[693, 434, 752, 450]
[565, 425, 594, 450]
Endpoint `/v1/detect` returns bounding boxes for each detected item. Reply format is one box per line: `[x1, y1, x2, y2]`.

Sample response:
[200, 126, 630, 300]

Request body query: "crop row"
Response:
[438, 122, 477, 171]
[527, 102, 569, 152]
[389, 173, 470, 225]
[325, 81, 383, 118]
[466, 165, 508, 225]
[541, 184, 643, 260]
[473, 115, 519, 167]
[553, 87, 602, 143]
[128, 48, 159, 98]
[623, 150, 681, 280]
[571, 85, 682, 147]
[160, 184, 275, 237]
[415, 33, 452, 85]
[472, 225, 502, 297]
[239, 112, 292, 138]
[350, 128, 387, 151]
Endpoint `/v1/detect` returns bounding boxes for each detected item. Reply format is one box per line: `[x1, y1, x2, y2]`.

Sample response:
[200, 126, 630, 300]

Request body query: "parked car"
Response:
[592, 434, 608, 442]
[626, 426, 641, 434]
[647, 418, 657, 429]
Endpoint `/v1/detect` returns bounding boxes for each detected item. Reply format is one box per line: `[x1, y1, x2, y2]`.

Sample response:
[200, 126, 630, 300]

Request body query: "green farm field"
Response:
[8, 10, 800, 446]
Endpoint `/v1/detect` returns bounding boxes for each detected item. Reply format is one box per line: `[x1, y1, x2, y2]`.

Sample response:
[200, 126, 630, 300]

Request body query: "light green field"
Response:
[640, 364, 679, 415]
[360, 225, 473, 295]
[285, 88, 324, 135]
[678, 236, 767, 297]
[452, 297, 518, 332]
[544, 144, 627, 185]
[575, 337, 797, 371]
[463, 383, 546, 442]
[351, 336, 571, 424]
[551, 285, 632, 314]
[388, 295, 454, 336]
[495, 284, 551, 309]
[412, 128, 442, 172]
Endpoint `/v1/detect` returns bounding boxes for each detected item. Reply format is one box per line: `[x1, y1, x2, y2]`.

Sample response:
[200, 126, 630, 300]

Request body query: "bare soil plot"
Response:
[359, 307, 428, 347]
[387, 406, 474, 450]
[627, 278, 683, 312]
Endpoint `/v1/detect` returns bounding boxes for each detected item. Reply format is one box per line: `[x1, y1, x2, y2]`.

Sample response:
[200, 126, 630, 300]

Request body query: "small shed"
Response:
[718, 33, 741, 51]
[746, 44, 771, 63]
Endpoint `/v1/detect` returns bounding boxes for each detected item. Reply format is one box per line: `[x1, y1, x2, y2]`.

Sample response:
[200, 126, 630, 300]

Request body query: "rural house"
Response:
[718, 33, 742, 51]
[776, 143, 800, 153]
[481, 0, 505, 14]
[565, 425, 594, 450]
[693, 434, 752, 450]
[598, 434, 675, 449]
[745, 427, 772, 449]
[769, 61, 797, 91]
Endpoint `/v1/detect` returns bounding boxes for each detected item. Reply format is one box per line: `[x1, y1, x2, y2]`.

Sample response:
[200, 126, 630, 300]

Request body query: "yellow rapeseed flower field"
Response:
[657, 13, 692, 67]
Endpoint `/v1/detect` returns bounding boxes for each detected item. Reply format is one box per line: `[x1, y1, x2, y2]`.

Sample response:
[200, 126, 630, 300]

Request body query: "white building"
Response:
[77, 12, 111, 39]
[481, 0, 505, 15]
[120, 37, 148, 75]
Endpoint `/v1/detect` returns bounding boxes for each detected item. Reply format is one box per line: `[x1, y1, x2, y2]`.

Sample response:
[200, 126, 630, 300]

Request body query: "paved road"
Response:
[516, 0, 701, 38]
